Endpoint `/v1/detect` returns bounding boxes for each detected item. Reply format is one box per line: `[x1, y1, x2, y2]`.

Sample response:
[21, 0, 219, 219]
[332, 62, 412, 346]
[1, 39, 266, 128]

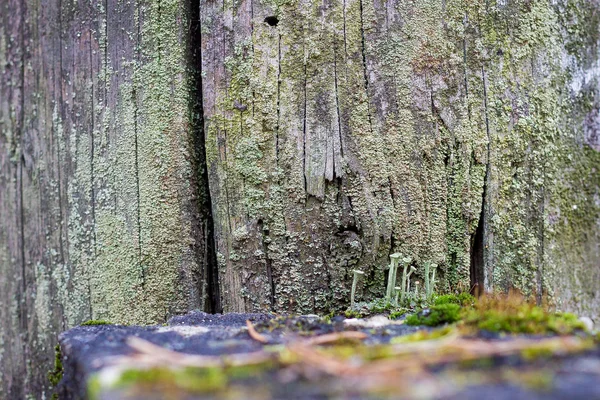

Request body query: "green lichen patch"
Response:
[116, 367, 228, 393]
[390, 326, 457, 344]
[81, 320, 113, 326]
[91, 361, 277, 398]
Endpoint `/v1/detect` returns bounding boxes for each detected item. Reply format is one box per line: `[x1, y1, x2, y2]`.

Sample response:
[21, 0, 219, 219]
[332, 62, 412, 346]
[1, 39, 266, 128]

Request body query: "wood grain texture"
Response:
[1, 0, 600, 397]
[0, 0, 212, 397]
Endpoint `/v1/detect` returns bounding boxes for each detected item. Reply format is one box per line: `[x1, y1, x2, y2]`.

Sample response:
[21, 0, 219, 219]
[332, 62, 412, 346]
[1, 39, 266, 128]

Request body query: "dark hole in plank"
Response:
[264, 16, 279, 26]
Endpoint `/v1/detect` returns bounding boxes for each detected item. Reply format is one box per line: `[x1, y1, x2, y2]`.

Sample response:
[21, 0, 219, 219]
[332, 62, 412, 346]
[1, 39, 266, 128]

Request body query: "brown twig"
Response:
[246, 320, 269, 344]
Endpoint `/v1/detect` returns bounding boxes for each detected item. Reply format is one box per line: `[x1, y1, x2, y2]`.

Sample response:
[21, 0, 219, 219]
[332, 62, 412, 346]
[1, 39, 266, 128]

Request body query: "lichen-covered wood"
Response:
[202, 0, 600, 315]
[0, 0, 212, 397]
[1, 0, 599, 398]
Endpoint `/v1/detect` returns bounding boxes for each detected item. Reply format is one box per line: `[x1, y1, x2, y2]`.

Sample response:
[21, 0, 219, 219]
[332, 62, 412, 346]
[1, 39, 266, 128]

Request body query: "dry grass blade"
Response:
[304, 331, 368, 345]
[246, 320, 269, 343]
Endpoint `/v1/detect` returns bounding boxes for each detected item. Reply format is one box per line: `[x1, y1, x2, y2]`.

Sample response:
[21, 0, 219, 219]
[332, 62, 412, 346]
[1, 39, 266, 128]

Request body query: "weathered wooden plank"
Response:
[1, 0, 600, 397]
[1, 0, 212, 397]
[202, 0, 600, 315]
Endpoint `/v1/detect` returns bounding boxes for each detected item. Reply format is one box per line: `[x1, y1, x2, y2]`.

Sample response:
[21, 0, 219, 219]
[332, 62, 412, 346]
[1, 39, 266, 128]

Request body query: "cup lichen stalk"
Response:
[387, 253, 402, 301]
[424, 262, 431, 299]
[394, 286, 402, 306]
[429, 263, 438, 298]
[351, 270, 365, 308]
[385, 265, 394, 301]
[414, 281, 420, 299]
[399, 256, 412, 303]
[404, 266, 416, 302]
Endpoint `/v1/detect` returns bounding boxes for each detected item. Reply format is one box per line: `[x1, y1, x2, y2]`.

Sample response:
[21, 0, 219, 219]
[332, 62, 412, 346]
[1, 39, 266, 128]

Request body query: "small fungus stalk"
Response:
[351, 270, 365, 308]
[415, 281, 420, 299]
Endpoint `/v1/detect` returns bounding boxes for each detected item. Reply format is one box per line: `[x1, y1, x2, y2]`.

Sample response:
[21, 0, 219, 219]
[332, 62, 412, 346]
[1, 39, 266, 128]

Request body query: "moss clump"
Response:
[317, 344, 395, 362]
[81, 319, 113, 326]
[434, 293, 475, 307]
[116, 367, 227, 393]
[462, 293, 587, 335]
[344, 309, 363, 318]
[406, 303, 461, 326]
[389, 308, 409, 320]
[109, 360, 276, 396]
[390, 326, 456, 344]
[47, 344, 63, 399]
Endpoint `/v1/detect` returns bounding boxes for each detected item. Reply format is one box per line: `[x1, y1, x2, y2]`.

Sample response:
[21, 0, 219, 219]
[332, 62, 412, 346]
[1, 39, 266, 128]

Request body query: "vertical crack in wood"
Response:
[333, 40, 343, 162]
[303, 56, 308, 195]
[133, 82, 143, 283]
[358, 0, 373, 135]
[89, 27, 97, 258]
[276, 33, 281, 167]
[342, 0, 348, 76]
[134, 0, 143, 285]
[258, 219, 275, 311]
[470, 64, 491, 296]
[189, 0, 220, 313]
[18, 0, 27, 343]
[462, 12, 469, 102]
[55, 0, 66, 266]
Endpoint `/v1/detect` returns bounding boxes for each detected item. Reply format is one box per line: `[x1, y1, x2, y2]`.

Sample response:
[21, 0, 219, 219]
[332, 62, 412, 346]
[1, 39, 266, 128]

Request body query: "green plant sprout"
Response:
[386, 254, 402, 300]
[351, 270, 365, 308]
[404, 266, 416, 302]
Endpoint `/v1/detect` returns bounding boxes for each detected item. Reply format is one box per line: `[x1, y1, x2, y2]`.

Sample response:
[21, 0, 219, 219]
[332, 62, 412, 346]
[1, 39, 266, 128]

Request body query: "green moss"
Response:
[87, 376, 102, 400]
[389, 308, 409, 320]
[464, 308, 586, 335]
[390, 326, 456, 344]
[81, 320, 113, 326]
[366, 299, 395, 314]
[106, 360, 278, 396]
[344, 309, 363, 318]
[116, 367, 227, 393]
[434, 293, 476, 307]
[406, 303, 462, 327]
[47, 344, 63, 399]
[462, 294, 587, 335]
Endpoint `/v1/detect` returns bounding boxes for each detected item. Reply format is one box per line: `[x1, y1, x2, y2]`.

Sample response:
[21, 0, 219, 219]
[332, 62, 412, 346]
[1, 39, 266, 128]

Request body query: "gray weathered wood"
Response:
[0, 0, 213, 396]
[201, 0, 600, 314]
[1, 0, 600, 398]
